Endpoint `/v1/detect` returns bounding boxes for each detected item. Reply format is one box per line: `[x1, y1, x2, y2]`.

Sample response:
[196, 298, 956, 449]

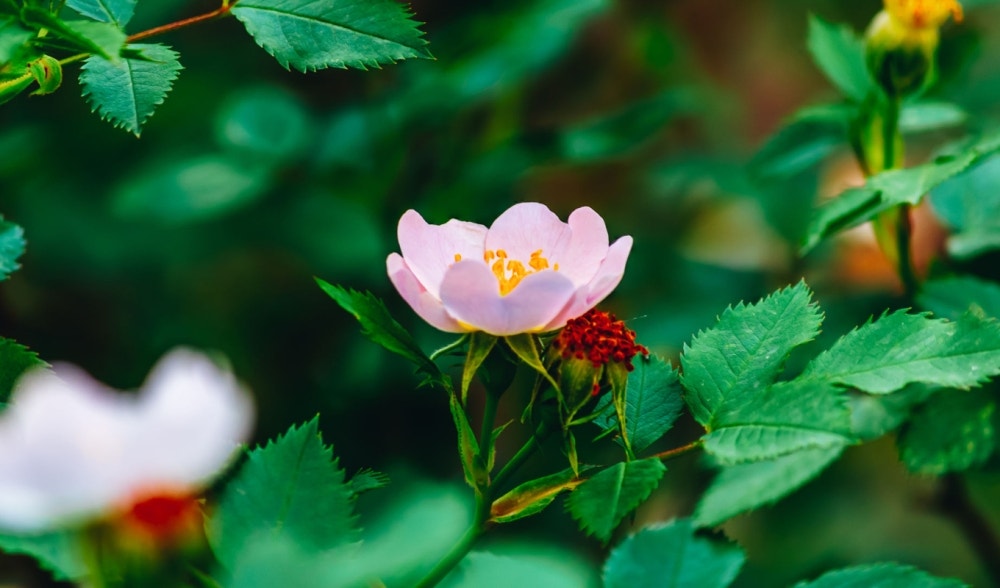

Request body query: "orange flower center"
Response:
[454, 249, 559, 296]
[885, 0, 963, 29]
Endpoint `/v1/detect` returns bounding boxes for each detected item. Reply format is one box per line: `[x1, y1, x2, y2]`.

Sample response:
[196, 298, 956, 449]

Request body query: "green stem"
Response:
[79, 532, 108, 588]
[430, 335, 468, 362]
[479, 390, 499, 470]
[126, 2, 235, 43]
[491, 425, 549, 493]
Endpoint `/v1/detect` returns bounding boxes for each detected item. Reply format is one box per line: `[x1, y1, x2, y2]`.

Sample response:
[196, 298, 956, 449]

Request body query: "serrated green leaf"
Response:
[0, 530, 85, 581]
[920, 276, 1000, 321]
[490, 468, 584, 524]
[231, 0, 432, 73]
[315, 280, 445, 387]
[208, 418, 358, 569]
[693, 445, 843, 527]
[749, 103, 851, 182]
[898, 389, 996, 474]
[19, 9, 124, 59]
[803, 131, 1000, 252]
[806, 15, 872, 102]
[594, 355, 684, 454]
[79, 43, 182, 136]
[66, 0, 136, 27]
[849, 384, 936, 441]
[0, 338, 46, 403]
[566, 458, 665, 543]
[793, 563, 967, 588]
[680, 282, 823, 429]
[801, 311, 1000, 394]
[0, 215, 25, 281]
[604, 519, 744, 588]
[702, 425, 848, 465]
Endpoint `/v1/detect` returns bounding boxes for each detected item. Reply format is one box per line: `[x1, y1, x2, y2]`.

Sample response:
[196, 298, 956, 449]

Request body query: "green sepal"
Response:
[0, 71, 32, 105]
[19, 8, 125, 60]
[27, 54, 59, 95]
[558, 354, 601, 420]
[564, 428, 579, 476]
[489, 467, 586, 524]
[450, 394, 488, 492]
[606, 362, 633, 460]
[504, 333, 559, 391]
[461, 332, 497, 405]
[486, 420, 512, 472]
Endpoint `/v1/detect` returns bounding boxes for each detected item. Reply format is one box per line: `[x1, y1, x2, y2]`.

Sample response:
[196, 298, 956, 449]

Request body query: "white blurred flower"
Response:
[0, 348, 254, 532]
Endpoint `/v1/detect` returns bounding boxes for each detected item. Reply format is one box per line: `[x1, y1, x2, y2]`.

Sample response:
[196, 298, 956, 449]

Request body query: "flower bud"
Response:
[865, 0, 962, 97]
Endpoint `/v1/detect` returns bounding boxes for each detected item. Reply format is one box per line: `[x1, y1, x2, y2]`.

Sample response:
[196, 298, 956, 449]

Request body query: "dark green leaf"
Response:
[693, 445, 842, 527]
[19, 9, 124, 59]
[66, 0, 136, 27]
[793, 563, 967, 588]
[450, 393, 486, 491]
[0, 215, 25, 281]
[806, 15, 872, 102]
[849, 384, 935, 441]
[930, 153, 1000, 259]
[348, 468, 389, 496]
[0, 16, 33, 64]
[919, 276, 1000, 320]
[604, 519, 744, 588]
[232, 0, 432, 72]
[594, 355, 685, 453]
[79, 43, 182, 136]
[0, 531, 85, 581]
[208, 418, 357, 569]
[315, 281, 444, 387]
[0, 338, 46, 403]
[490, 468, 584, 524]
[566, 458, 665, 543]
[898, 389, 996, 474]
[215, 87, 310, 162]
[801, 311, 1000, 394]
[749, 104, 851, 181]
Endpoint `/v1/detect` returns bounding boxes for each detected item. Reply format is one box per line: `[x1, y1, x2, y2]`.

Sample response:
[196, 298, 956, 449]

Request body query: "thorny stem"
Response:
[932, 474, 1000, 586]
[127, 1, 237, 43]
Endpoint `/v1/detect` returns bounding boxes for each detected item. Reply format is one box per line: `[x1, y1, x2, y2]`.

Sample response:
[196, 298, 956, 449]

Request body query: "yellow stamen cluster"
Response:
[885, 0, 962, 29]
[475, 249, 558, 296]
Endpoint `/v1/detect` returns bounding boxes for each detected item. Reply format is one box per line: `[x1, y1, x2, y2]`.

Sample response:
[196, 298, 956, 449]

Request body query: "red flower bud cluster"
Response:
[552, 309, 648, 372]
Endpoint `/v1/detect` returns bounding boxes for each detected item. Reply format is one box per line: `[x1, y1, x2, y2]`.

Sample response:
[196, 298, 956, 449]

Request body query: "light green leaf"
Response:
[702, 425, 848, 465]
[442, 551, 588, 588]
[930, 153, 1000, 259]
[919, 276, 1000, 320]
[594, 355, 684, 454]
[214, 87, 310, 162]
[315, 281, 445, 388]
[0, 530, 85, 581]
[231, 0, 432, 72]
[849, 384, 935, 441]
[899, 101, 967, 134]
[80, 43, 182, 136]
[749, 103, 851, 181]
[566, 458, 666, 543]
[20, 9, 124, 60]
[803, 131, 1000, 252]
[693, 445, 843, 527]
[66, 0, 136, 27]
[793, 563, 967, 588]
[806, 15, 872, 102]
[0, 16, 33, 64]
[680, 282, 823, 429]
[0, 338, 46, 403]
[604, 519, 744, 588]
[801, 311, 1000, 394]
[0, 215, 25, 281]
[898, 389, 996, 474]
[208, 418, 357, 569]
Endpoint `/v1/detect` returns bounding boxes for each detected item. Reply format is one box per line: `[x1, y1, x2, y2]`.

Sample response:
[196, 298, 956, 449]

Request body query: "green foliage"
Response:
[19, 8, 125, 60]
[806, 15, 872, 102]
[0, 338, 46, 402]
[919, 276, 1000, 320]
[603, 519, 745, 588]
[442, 551, 587, 588]
[490, 468, 583, 524]
[566, 458, 665, 543]
[804, 131, 1000, 252]
[208, 418, 358, 570]
[347, 468, 390, 496]
[0, 215, 25, 281]
[79, 43, 182, 136]
[594, 355, 684, 454]
[66, 0, 136, 28]
[801, 311, 1000, 393]
[462, 332, 496, 404]
[793, 563, 967, 588]
[316, 281, 445, 387]
[930, 154, 1000, 259]
[0, 531, 84, 581]
[693, 445, 843, 527]
[450, 393, 487, 491]
[231, 0, 432, 72]
[898, 389, 996, 474]
[749, 104, 851, 181]
[214, 87, 310, 163]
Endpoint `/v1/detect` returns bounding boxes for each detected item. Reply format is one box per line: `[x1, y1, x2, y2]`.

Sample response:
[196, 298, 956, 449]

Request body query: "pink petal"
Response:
[542, 236, 633, 330]
[439, 261, 576, 336]
[484, 203, 572, 263]
[398, 210, 488, 298]
[387, 253, 466, 333]
[549, 207, 611, 285]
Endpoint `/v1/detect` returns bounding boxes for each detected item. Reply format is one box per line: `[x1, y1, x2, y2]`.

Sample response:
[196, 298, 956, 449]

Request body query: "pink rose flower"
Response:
[386, 202, 633, 336]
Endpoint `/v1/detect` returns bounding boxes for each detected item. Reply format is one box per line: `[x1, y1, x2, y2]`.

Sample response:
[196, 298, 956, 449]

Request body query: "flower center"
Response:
[454, 249, 559, 296]
[552, 309, 649, 394]
[118, 492, 203, 547]
[886, 0, 962, 29]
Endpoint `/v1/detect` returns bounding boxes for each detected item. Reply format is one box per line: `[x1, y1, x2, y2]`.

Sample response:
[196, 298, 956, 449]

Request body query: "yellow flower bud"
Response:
[884, 0, 962, 30]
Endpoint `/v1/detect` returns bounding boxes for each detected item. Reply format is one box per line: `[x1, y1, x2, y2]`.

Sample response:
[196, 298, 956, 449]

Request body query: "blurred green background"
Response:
[4, 0, 1000, 585]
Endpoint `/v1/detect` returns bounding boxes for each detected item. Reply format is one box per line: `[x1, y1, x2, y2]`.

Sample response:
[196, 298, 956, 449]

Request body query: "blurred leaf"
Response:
[800, 311, 1000, 394]
[348, 468, 389, 496]
[0, 16, 32, 63]
[232, 0, 431, 72]
[804, 131, 1000, 252]
[793, 563, 967, 587]
[0, 338, 46, 403]
[919, 276, 1000, 320]
[20, 9, 124, 59]
[80, 43, 182, 136]
[898, 389, 996, 474]
[680, 282, 822, 429]
[749, 104, 851, 181]
[0, 215, 25, 281]
[66, 0, 135, 27]
[603, 519, 744, 588]
[209, 418, 357, 569]
[593, 355, 684, 454]
[315, 281, 445, 387]
[113, 154, 270, 222]
[490, 468, 584, 524]
[566, 458, 665, 543]
[215, 87, 310, 162]
[693, 446, 842, 527]
[442, 551, 587, 588]
[0, 71, 33, 105]
[560, 90, 697, 162]
[806, 15, 872, 102]
[849, 384, 936, 441]
[930, 153, 1000, 259]
[450, 393, 487, 491]
[0, 531, 84, 581]
[899, 101, 967, 134]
